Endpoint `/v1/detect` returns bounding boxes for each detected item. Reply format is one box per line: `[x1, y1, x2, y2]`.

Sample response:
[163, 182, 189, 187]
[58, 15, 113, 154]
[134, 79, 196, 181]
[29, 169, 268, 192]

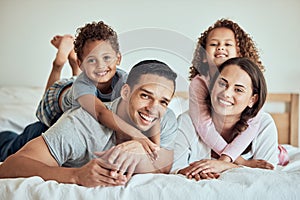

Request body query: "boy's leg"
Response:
[45, 35, 79, 92]
[0, 121, 48, 161]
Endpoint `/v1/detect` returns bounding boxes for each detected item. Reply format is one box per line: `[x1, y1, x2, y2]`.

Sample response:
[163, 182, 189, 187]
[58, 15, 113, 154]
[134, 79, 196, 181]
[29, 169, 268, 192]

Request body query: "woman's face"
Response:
[205, 27, 240, 77]
[210, 64, 257, 118]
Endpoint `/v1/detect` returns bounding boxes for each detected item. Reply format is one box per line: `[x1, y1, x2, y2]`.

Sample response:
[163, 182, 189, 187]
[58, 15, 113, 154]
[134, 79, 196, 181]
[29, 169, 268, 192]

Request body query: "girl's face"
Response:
[79, 40, 121, 84]
[211, 64, 257, 118]
[205, 27, 239, 77]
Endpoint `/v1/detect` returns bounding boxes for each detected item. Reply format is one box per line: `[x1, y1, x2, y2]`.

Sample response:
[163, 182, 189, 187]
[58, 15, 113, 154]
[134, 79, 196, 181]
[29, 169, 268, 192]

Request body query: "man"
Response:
[0, 60, 178, 187]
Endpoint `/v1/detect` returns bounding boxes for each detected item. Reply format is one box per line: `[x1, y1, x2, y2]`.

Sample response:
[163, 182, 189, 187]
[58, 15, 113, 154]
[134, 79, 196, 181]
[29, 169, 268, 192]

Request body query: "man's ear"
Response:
[248, 94, 258, 108]
[121, 84, 130, 100]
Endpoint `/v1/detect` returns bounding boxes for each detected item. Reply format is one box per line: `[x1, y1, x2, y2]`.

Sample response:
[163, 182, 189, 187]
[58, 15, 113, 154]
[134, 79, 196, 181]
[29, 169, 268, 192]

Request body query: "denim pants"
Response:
[0, 121, 48, 161]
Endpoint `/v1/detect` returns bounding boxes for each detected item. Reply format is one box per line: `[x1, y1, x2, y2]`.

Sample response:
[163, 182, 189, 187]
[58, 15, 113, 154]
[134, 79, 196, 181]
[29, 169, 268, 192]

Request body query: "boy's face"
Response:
[205, 27, 239, 77]
[122, 74, 174, 132]
[79, 40, 121, 84]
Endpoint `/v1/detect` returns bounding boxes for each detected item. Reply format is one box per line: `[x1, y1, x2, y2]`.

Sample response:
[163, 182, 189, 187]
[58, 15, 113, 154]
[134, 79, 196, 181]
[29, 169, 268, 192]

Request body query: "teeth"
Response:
[216, 54, 226, 58]
[219, 99, 232, 106]
[140, 113, 155, 122]
[96, 71, 108, 76]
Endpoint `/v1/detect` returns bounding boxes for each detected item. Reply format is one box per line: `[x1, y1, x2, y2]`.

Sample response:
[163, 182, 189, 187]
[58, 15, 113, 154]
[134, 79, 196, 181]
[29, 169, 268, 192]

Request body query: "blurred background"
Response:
[0, 0, 299, 93]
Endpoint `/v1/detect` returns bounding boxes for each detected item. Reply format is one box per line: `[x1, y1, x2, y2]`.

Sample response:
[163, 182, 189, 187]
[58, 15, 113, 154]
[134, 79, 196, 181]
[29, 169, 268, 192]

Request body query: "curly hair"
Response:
[189, 18, 265, 80]
[74, 21, 120, 61]
[209, 57, 267, 153]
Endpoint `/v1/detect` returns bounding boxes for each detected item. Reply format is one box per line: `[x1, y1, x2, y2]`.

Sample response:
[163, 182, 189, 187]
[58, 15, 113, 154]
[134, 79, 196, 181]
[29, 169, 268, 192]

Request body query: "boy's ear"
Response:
[121, 84, 130, 100]
[116, 53, 122, 66]
[202, 55, 208, 63]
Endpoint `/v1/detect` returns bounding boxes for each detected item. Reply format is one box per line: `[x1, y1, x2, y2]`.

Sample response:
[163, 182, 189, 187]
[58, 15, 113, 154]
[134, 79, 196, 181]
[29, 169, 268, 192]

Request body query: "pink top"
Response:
[189, 75, 261, 161]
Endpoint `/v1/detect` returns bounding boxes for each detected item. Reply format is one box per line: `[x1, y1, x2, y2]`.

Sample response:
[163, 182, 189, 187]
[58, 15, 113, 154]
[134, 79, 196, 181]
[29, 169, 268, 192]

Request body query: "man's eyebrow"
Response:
[140, 88, 171, 102]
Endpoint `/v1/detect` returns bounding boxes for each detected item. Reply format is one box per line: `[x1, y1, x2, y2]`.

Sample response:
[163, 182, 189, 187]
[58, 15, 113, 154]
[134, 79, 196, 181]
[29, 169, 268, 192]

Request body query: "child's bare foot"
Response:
[52, 34, 75, 68]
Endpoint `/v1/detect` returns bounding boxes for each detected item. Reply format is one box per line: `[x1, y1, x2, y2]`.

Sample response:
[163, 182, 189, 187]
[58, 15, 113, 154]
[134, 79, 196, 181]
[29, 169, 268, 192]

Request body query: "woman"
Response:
[172, 57, 279, 180]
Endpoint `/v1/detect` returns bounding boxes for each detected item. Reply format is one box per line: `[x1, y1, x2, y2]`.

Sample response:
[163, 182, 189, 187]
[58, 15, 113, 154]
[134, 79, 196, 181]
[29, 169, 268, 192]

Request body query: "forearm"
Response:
[134, 149, 173, 174]
[0, 154, 77, 184]
[189, 76, 227, 154]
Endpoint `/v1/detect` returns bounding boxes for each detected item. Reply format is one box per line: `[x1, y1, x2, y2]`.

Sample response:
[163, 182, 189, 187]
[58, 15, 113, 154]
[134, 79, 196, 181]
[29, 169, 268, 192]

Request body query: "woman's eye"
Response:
[235, 88, 244, 93]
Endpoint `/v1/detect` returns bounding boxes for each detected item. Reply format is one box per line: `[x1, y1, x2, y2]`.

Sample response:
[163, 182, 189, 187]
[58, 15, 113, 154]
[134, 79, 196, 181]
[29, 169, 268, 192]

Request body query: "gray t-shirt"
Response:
[61, 68, 127, 111]
[42, 98, 178, 167]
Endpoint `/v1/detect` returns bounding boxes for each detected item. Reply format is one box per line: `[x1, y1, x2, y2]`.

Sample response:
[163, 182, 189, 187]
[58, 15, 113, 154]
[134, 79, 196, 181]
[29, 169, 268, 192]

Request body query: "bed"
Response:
[0, 86, 300, 200]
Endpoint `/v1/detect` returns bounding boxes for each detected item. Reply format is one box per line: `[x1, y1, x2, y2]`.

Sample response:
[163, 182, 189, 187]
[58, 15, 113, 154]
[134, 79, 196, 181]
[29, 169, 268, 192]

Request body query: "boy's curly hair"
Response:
[189, 18, 264, 80]
[74, 21, 120, 61]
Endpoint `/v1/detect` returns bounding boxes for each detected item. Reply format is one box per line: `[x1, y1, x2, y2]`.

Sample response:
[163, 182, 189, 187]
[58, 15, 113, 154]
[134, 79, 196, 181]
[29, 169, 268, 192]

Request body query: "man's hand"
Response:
[73, 158, 127, 187]
[95, 141, 147, 179]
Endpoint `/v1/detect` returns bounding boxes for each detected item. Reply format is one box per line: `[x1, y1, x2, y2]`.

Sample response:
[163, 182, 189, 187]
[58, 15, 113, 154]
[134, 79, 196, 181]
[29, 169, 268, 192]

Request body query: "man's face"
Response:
[125, 74, 174, 132]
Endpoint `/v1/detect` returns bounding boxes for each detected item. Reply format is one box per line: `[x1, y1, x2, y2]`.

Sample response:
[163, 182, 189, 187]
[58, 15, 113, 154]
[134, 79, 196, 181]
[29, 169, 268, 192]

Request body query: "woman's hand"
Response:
[235, 157, 274, 170]
[182, 159, 239, 177]
[178, 165, 219, 181]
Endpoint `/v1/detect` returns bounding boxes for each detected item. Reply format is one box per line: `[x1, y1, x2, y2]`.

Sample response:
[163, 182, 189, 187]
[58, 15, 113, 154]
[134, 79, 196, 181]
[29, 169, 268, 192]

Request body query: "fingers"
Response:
[188, 160, 211, 175]
[95, 157, 119, 171]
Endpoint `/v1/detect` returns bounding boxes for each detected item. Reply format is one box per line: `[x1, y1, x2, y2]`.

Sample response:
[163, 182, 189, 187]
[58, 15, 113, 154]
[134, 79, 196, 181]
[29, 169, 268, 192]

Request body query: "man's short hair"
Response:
[126, 60, 177, 91]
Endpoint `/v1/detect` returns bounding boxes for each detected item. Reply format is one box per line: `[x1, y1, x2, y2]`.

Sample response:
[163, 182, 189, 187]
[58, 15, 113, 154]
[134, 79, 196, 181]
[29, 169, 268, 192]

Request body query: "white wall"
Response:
[0, 0, 300, 92]
[0, 0, 300, 140]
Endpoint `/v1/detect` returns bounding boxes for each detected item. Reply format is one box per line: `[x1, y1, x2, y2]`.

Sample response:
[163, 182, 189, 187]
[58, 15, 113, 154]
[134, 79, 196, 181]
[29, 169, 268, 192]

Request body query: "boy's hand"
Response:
[134, 137, 160, 161]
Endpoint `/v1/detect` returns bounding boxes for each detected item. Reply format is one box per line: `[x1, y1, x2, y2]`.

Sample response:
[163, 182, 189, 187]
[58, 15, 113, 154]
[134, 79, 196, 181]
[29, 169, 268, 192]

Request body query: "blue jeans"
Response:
[0, 121, 48, 161]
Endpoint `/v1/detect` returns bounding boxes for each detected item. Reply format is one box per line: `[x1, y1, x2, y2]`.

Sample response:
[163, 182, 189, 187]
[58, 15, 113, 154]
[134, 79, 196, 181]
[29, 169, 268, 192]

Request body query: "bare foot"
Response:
[52, 34, 75, 68]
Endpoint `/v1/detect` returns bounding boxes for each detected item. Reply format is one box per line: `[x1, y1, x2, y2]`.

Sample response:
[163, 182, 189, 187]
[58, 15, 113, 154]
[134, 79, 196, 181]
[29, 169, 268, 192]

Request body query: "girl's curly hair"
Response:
[74, 21, 120, 61]
[189, 18, 264, 80]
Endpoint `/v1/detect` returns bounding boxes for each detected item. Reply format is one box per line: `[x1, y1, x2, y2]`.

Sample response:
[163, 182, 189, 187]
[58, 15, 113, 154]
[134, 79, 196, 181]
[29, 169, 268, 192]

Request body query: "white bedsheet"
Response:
[1, 146, 300, 200]
[1, 86, 300, 199]
[0, 86, 44, 133]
